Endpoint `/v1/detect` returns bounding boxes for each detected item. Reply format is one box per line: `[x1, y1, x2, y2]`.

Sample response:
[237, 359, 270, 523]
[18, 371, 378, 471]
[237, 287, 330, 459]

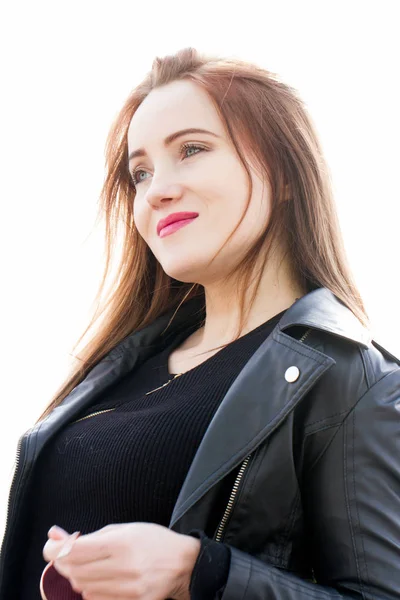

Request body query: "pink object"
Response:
[159, 218, 198, 238]
[40, 561, 82, 599]
[157, 212, 199, 236]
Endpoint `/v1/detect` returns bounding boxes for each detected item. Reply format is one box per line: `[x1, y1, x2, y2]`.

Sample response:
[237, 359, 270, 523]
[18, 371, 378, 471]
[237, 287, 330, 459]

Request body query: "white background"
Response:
[0, 1, 399, 541]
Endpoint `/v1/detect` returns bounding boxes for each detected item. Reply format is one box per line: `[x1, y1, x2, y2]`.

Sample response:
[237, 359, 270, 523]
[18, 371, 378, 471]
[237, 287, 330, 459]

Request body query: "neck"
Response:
[192, 256, 306, 351]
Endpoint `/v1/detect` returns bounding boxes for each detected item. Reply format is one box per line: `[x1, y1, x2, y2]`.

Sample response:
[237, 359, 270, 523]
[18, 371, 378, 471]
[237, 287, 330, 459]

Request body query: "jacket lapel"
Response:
[170, 288, 371, 527]
[169, 327, 335, 528]
[168, 288, 371, 527]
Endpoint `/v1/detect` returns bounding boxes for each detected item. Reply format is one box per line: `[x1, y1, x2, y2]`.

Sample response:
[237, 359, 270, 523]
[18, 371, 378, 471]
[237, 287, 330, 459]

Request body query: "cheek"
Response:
[133, 200, 148, 240]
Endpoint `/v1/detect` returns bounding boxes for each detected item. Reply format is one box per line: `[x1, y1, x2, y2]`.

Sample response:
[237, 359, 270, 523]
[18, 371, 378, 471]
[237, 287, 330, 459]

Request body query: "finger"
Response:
[68, 558, 120, 584]
[43, 538, 65, 562]
[81, 578, 138, 598]
[81, 594, 125, 600]
[52, 557, 70, 580]
[57, 531, 81, 558]
[48, 525, 70, 540]
[58, 532, 112, 566]
[43, 532, 80, 562]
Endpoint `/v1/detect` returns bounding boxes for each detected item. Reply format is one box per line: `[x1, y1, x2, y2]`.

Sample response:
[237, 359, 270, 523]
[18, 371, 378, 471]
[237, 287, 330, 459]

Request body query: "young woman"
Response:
[1, 47, 399, 600]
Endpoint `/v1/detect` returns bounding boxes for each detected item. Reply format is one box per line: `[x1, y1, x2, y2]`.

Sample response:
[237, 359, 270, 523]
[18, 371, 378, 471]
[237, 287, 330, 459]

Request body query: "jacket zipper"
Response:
[213, 327, 312, 543]
[1, 409, 118, 562]
[0, 426, 32, 565]
[1, 406, 116, 558]
[299, 328, 311, 343]
[214, 454, 253, 542]
[1, 373, 183, 572]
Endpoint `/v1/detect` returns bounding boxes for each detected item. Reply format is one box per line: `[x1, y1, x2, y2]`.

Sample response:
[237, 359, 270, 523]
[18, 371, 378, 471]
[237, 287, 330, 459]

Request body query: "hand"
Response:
[43, 522, 201, 600]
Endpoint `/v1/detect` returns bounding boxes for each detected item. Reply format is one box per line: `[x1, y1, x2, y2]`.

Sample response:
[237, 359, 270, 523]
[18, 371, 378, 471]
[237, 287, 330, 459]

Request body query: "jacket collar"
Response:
[278, 287, 371, 347]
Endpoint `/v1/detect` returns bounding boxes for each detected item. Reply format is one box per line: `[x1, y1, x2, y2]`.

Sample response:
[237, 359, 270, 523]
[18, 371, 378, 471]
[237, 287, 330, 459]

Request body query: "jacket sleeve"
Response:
[188, 529, 231, 599]
[219, 369, 400, 599]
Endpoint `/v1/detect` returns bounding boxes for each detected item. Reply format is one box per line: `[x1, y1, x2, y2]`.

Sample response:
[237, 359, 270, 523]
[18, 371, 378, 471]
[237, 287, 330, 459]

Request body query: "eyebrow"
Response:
[128, 128, 220, 162]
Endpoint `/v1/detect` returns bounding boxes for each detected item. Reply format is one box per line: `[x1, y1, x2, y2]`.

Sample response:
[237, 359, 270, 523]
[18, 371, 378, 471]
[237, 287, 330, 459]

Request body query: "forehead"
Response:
[127, 80, 226, 149]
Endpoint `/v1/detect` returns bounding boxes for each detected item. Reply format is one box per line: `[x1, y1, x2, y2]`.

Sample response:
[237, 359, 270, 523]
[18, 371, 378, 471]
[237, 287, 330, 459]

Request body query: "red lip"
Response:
[157, 212, 199, 236]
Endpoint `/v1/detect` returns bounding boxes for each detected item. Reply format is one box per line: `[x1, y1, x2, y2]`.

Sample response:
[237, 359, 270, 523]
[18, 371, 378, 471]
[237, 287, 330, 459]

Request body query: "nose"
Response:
[145, 180, 185, 209]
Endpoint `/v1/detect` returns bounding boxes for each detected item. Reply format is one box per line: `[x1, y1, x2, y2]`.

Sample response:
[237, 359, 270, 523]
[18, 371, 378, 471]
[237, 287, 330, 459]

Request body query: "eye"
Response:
[180, 143, 206, 158]
[131, 169, 150, 187]
[129, 143, 207, 187]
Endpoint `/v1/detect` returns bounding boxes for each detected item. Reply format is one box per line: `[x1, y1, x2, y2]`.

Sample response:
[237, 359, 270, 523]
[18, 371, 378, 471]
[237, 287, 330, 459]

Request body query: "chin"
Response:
[160, 258, 207, 285]
[163, 268, 199, 284]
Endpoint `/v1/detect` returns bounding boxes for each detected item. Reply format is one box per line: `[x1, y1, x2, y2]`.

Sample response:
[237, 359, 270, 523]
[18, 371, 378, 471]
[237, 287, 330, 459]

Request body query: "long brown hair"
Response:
[37, 47, 368, 421]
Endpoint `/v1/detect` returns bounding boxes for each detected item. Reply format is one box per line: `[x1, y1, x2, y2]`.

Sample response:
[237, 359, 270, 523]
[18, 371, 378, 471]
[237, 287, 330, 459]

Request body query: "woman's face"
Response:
[127, 79, 272, 285]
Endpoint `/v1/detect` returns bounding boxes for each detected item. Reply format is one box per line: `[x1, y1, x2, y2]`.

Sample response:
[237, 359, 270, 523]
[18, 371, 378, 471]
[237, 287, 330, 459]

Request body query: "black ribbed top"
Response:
[19, 309, 286, 599]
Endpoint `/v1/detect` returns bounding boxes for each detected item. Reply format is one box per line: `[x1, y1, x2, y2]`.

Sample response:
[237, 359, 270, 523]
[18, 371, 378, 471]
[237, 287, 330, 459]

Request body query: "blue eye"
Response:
[181, 143, 205, 158]
[131, 170, 150, 186]
[130, 143, 207, 187]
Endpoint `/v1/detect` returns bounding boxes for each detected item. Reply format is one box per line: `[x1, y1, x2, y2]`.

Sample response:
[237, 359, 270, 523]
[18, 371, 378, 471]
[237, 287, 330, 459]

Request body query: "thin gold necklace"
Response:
[73, 373, 184, 423]
[145, 372, 183, 396]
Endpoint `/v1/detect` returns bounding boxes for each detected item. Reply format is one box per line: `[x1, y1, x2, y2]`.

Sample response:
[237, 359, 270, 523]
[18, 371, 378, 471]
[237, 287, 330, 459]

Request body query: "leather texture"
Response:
[1, 287, 399, 599]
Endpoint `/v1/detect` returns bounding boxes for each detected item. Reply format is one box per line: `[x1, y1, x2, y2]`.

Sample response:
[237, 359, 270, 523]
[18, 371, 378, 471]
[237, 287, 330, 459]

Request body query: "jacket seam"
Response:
[306, 370, 396, 475]
[242, 554, 252, 600]
[108, 346, 128, 360]
[343, 418, 364, 597]
[305, 423, 341, 437]
[304, 423, 342, 473]
[304, 409, 349, 433]
[351, 409, 371, 597]
[279, 489, 302, 565]
[250, 561, 338, 598]
[359, 346, 374, 389]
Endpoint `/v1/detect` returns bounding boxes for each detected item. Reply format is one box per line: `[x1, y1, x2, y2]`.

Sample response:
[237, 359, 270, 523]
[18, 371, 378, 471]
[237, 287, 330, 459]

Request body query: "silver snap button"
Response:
[285, 366, 300, 383]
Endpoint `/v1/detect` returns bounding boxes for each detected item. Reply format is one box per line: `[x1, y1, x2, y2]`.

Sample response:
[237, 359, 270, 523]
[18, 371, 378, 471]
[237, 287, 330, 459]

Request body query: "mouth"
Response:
[158, 217, 198, 238]
[157, 212, 199, 238]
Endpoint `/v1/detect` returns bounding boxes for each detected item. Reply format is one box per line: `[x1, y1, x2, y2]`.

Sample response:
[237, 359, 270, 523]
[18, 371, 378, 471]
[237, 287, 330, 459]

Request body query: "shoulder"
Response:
[288, 327, 400, 477]
[307, 325, 398, 381]
[292, 326, 400, 432]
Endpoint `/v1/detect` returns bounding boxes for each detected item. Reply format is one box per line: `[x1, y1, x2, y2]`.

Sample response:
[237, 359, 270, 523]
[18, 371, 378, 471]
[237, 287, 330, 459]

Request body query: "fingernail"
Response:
[56, 531, 80, 559]
[48, 525, 67, 535]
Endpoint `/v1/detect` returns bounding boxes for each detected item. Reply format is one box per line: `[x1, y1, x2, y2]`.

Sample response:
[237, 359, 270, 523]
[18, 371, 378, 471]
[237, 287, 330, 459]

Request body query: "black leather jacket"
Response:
[1, 288, 400, 599]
